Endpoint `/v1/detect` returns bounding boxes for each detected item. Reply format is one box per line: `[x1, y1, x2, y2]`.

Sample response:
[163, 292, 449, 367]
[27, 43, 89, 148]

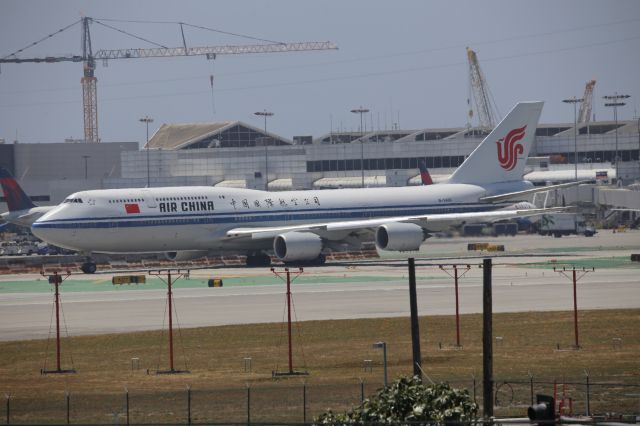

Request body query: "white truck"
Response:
[538, 213, 595, 237]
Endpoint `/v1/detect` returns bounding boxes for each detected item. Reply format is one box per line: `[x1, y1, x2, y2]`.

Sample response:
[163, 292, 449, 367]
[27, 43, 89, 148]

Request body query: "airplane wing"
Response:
[480, 180, 592, 203]
[226, 206, 565, 241]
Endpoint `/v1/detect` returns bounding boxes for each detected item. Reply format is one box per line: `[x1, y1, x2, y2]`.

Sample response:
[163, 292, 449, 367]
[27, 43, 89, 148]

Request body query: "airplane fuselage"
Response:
[31, 182, 531, 254]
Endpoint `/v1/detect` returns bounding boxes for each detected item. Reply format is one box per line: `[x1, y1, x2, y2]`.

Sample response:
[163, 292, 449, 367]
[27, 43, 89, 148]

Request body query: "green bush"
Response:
[314, 376, 478, 425]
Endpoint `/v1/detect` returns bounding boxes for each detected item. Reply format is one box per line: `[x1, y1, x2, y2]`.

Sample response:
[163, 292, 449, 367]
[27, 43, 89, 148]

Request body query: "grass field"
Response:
[1, 309, 639, 424]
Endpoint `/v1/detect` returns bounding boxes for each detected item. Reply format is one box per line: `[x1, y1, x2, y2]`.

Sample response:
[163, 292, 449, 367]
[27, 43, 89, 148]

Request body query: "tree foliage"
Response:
[314, 376, 478, 425]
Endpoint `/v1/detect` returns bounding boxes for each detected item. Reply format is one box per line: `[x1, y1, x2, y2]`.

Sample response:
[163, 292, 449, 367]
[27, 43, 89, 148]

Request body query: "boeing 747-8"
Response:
[32, 101, 562, 273]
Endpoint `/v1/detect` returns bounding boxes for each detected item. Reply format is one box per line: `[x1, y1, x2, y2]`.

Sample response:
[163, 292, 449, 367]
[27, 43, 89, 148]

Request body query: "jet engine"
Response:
[164, 250, 208, 262]
[375, 222, 425, 251]
[273, 232, 322, 262]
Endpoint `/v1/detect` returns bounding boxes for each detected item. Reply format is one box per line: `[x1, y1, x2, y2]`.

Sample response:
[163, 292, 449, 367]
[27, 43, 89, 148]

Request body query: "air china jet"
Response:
[32, 102, 563, 273]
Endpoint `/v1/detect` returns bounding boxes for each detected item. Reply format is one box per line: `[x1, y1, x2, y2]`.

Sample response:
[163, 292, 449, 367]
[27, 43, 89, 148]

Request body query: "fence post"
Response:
[246, 383, 251, 426]
[303, 382, 307, 424]
[528, 372, 534, 406]
[66, 391, 70, 425]
[360, 379, 365, 403]
[125, 387, 129, 426]
[585, 371, 590, 416]
[5, 393, 9, 425]
[187, 385, 191, 425]
[472, 375, 476, 404]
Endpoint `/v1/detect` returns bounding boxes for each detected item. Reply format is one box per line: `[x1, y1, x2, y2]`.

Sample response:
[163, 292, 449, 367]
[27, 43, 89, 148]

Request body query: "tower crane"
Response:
[0, 17, 338, 143]
[578, 79, 596, 123]
[466, 47, 500, 129]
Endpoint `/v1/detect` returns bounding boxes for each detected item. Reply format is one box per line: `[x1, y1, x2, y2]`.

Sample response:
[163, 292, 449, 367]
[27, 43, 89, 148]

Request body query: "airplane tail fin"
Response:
[448, 101, 544, 185]
[0, 168, 36, 211]
[418, 160, 433, 185]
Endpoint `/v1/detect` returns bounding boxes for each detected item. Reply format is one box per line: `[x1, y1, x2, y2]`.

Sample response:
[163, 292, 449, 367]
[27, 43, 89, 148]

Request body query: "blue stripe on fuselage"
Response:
[32, 203, 497, 230]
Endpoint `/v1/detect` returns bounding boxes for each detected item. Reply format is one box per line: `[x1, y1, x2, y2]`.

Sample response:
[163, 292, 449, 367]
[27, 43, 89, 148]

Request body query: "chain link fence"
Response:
[3, 376, 638, 424]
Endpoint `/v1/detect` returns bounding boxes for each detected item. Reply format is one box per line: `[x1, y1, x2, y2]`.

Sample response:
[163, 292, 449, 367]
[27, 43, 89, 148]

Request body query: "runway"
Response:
[1, 232, 639, 341]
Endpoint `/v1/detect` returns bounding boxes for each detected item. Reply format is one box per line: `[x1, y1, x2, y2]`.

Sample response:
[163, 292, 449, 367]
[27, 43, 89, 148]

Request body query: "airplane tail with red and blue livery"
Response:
[0, 168, 36, 212]
[418, 160, 433, 185]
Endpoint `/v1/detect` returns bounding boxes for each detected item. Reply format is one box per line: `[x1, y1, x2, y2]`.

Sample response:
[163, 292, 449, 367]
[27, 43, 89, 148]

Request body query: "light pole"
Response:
[372, 341, 387, 387]
[562, 97, 583, 184]
[81, 155, 90, 180]
[254, 110, 274, 191]
[351, 107, 369, 188]
[603, 93, 630, 184]
[563, 97, 583, 209]
[139, 116, 154, 187]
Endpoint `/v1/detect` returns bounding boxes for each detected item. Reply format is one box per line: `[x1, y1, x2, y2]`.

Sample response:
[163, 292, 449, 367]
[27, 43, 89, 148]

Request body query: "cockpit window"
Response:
[63, 198, 83, 204]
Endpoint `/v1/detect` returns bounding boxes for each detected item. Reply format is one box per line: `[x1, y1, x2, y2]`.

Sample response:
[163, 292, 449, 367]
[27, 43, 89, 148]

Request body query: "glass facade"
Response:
[185, 125, 290, 149]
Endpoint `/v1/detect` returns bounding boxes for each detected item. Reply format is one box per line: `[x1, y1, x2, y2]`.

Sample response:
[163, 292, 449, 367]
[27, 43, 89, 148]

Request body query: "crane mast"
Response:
[578, 79, 596, 124]
[466, 47, 500, 129]
[0, 17, 338, 143]
[81, 17, 99, 142]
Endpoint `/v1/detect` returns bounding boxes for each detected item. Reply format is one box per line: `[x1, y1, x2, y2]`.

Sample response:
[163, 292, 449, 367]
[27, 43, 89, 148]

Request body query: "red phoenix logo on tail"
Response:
[496, 125, 527, 171]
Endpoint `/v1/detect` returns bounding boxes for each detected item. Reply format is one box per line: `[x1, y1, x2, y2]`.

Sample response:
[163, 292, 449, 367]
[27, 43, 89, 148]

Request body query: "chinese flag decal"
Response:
[125, 203, 141, 214]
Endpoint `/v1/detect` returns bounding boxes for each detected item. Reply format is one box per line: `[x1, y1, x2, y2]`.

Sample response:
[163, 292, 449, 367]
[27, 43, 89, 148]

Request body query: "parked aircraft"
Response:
[32, 101, 562, 273]
[0, 168, 53, 227]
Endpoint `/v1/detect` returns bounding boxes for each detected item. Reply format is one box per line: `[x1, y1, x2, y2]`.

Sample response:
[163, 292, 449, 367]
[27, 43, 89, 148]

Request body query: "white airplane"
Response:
[1, 168, 54, 228]
[32, 101, 563, 274]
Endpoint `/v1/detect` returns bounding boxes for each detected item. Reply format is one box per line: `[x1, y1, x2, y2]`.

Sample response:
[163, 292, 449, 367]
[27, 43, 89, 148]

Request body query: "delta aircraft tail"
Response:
[418, 160, 433, 185]
[0, 168, 36, 212]
[448, 101, 543, 185]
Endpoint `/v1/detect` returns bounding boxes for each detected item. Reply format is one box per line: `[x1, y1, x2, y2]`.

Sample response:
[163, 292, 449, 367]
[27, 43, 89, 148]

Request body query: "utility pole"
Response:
[139, 116, 154, 187]
[482, 258, 493, 420]
[149, 269, 190, 374]
[407, 258, 422, 381]
[254, 110, 274, 191]
[439, 264, 471, 347]
[351, 107, 369, 188]
[271, 267, 308, 377]
[603, 93, 630, 184]
[553, 266, 595, 349]
[40, 270, 76, 374]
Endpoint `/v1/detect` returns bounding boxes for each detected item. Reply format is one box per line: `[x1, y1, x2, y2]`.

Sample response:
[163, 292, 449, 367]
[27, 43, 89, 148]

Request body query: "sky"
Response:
[1, 0, 639, 145]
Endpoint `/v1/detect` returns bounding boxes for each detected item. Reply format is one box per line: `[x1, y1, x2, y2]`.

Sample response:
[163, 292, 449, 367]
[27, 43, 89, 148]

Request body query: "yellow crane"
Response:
[1, 17, 338, 143]
[466, 47, 500, 129]
[578, 80, 596, 123]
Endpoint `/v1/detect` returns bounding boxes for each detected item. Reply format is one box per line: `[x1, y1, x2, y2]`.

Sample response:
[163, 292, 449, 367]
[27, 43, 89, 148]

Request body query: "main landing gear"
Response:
[81, 258, 97, 274]
[284, 253, 326, 267]
[245, 252, 272, 267]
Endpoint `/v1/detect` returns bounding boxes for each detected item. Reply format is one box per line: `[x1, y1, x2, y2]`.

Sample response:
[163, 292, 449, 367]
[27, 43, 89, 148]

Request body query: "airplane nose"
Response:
[31, 220, 55, 244]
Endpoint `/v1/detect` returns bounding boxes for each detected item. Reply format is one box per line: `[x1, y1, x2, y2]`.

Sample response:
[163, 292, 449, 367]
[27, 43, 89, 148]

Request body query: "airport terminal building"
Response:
[1, 118, 639, 215]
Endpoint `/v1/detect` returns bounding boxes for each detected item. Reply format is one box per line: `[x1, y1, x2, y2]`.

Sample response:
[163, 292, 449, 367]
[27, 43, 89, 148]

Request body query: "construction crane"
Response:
[578, 80, 596, 123]
[0, 17, 338, 143]
[466, 47, 500, 129]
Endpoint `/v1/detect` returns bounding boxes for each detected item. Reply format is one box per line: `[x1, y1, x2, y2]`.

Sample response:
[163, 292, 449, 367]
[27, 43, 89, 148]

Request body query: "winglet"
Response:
[0, 168, 36, 211]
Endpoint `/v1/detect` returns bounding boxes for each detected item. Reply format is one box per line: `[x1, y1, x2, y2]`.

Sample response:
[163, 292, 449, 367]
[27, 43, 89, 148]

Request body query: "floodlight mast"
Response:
[0, 17, 338, 143]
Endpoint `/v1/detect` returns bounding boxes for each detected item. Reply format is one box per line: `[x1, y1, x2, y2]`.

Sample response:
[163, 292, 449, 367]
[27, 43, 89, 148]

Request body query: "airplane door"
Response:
[141, 190, 157, 208]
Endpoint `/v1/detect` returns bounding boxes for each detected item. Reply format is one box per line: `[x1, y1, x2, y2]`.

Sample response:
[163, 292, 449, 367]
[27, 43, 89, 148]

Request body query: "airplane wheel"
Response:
[81, 262, 97, 274]
[245, 253, 271, 267]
